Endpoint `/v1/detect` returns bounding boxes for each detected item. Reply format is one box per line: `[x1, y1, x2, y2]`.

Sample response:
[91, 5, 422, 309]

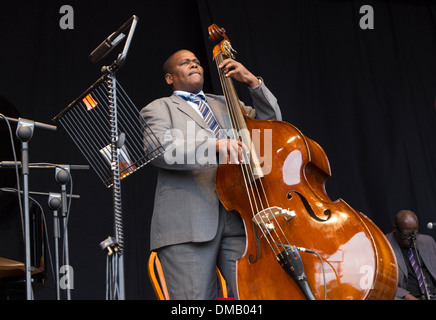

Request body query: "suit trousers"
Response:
[157, 205, 246, 300]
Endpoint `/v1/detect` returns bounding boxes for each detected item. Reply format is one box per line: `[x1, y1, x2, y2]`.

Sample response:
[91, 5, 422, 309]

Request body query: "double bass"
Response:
[209, 24, 398, 300]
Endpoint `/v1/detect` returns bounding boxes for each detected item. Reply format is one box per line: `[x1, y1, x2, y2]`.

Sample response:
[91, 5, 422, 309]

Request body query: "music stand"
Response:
[52, 15, 163, 299]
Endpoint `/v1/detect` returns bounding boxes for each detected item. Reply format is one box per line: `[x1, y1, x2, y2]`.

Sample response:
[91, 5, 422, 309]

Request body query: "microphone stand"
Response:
[50, 15, 160, 300]
[14, 118, 56, 300]
[55, 166, 71, 300]
[0, 188, 80, 201]
[411, 233, 431, 300]
[1, 187, 80, 300]
[0, 161, 89, 170]
[48, 193, 62, 300]
[90, 15, 138, 300]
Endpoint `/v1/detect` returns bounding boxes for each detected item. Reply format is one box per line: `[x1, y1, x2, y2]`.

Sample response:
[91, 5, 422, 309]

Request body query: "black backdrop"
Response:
[1, 0, 436, 300]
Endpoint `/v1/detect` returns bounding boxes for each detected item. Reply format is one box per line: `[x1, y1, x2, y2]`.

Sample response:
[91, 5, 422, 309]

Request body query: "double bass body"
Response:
[209, 23, 398, 300]
[215, 116, 399, 300]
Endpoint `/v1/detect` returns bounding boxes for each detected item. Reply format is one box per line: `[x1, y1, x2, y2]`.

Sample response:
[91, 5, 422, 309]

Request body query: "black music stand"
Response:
[52, 15, 163, 300]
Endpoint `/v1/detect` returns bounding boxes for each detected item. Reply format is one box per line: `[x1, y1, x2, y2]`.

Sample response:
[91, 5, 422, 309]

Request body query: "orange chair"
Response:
[147, 251, 228, 300]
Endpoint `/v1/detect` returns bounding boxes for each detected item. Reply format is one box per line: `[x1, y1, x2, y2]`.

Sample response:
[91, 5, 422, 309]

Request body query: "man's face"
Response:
[165, 50, 204, 94]
[393, 218, 418, 248]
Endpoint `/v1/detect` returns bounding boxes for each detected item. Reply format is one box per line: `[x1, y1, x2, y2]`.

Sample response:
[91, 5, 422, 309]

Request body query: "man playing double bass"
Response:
[141, 49, 282, 299]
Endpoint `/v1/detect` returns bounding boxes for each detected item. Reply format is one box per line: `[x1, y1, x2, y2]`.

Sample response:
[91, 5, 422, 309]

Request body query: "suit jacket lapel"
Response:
[418, 235, 436, 280]
[171, 94, 208, 130]
[171, 93, 232, 137]
[390, 234, 408, 277]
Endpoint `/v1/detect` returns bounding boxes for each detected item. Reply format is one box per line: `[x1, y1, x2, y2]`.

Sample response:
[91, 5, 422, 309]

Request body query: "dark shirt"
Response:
[400, 245, 436, 299]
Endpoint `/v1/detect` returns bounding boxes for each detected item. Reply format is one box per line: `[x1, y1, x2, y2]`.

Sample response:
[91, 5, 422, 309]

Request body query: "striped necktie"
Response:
[408, 247, 431, 297]
[182, 94, 226, 139]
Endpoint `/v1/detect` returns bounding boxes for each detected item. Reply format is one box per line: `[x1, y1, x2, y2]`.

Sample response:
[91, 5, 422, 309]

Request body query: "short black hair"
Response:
[162, 52, 175, 76]
[162, 49, 185, 76]
[162, 49, 197, 77]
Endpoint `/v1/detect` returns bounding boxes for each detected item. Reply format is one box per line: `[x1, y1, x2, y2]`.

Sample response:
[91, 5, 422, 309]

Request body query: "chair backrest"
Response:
[147, 251, 170, 300]
[147, 251, 228, 300]
[215, 267, 228, 299]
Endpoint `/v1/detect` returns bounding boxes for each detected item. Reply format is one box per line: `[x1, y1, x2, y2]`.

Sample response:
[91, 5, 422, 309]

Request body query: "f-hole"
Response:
[289, 191, 332, 222]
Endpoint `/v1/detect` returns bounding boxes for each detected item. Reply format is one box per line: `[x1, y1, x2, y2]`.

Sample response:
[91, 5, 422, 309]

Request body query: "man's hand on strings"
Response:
[218, 59, 260, 88]
[216, 139, 249, 165]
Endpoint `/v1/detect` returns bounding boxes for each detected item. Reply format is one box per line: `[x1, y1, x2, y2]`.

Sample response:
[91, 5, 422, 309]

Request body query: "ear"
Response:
[165, 73, 173, 86]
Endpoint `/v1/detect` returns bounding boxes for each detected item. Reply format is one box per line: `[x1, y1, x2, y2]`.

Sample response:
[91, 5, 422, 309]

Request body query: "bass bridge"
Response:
[252, 206, 296, 235]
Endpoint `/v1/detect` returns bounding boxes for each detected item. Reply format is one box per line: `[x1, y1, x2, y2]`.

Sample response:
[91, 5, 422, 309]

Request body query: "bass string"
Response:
[214, 53, 271, 244]
[215, 52, 292, 254]
[214, 52, 290, 257]
[215, 53, 285, 253]
[215, 53, 261, 222]
[217, 62, 293, 250]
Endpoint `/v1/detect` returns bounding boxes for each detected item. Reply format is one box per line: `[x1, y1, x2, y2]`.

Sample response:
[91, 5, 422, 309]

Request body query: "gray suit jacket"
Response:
[141, 80, 281, 250]
[386, 231, 436, 299]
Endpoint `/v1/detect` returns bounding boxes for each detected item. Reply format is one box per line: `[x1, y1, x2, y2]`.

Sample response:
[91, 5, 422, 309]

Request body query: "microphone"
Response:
[89, 32, 126, 63]
[0, 187, 80, 200]
[276, 244, 316, 300]
[411, 231, 417, 243]
[277, 243, 316, 254]
[0, 161, 89, 170]
[0, 116, 57, 132]
[427, 222, 436, 230]
[297, 246, 315, 253]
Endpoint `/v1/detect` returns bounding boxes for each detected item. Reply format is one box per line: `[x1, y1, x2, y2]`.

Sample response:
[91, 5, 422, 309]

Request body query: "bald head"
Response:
[394, 210, 418, 228]
[393, 210, 419, 248]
